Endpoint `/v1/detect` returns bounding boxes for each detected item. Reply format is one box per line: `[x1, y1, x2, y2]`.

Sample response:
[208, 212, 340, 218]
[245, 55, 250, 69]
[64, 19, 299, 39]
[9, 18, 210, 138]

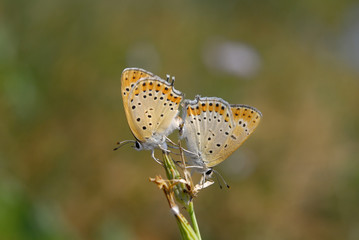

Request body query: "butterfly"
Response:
[180, 96, 262, 180]
[118, 68, 184, 163]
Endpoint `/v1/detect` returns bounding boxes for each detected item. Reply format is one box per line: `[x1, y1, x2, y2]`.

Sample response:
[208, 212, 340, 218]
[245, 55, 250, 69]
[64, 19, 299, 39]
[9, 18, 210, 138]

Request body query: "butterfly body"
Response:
[181, 96, 262, 175]
[120, 68, 184, 160]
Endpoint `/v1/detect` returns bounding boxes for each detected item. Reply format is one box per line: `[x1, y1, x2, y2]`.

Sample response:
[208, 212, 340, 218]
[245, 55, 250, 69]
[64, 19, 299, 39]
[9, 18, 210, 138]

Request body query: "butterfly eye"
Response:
[135, 141, 142, 150]
[205, 168, 213, 177]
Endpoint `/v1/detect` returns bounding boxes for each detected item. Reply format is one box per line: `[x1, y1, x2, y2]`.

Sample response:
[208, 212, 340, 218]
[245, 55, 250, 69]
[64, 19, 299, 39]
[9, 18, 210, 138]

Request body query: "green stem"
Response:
[162, 153, 191, 206]
[161, 153, 200, 240]
[175, 211, 199, 240]
[188, 201, 201, 240]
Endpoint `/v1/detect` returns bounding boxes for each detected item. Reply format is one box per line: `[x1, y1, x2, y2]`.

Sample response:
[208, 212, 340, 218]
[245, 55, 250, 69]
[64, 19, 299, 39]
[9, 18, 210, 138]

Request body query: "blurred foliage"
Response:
[1, 0, 359, 239]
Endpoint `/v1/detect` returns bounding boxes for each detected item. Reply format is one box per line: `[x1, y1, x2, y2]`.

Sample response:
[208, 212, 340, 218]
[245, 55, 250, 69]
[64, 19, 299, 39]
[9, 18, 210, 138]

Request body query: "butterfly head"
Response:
[204, 168, 230, 189]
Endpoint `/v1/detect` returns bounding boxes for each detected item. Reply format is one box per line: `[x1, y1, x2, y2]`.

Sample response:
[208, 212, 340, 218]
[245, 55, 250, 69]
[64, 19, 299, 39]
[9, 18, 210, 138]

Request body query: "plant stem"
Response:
[155, 152, 201, 240]
[188, 201, 201, 240]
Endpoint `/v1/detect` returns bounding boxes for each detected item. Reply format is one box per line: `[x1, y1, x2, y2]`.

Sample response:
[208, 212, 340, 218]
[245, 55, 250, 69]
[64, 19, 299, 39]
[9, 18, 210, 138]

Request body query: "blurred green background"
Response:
[1, 0, 359, 239]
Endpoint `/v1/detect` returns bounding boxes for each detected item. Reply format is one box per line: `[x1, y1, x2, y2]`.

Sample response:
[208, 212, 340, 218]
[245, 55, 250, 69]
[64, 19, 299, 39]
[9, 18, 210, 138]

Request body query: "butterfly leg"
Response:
[151, 150, 163, 165]
[158, 144, 171, 153]
[164, 136, 198, 157]
[200, 173, 206, 186]
[165, 136, 178, 147]
[181, 148, 198, 158]
[165, 138, 182, 155]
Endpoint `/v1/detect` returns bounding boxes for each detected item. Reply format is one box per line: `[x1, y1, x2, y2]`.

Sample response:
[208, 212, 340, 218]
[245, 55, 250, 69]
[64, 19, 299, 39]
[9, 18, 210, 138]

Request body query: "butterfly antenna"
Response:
[213, 169, 230, 189]
[113, 140, 136, 151]
[166, 74, 171, 82]
[171, 76, 175, 86]
[214, 173, 223, 189]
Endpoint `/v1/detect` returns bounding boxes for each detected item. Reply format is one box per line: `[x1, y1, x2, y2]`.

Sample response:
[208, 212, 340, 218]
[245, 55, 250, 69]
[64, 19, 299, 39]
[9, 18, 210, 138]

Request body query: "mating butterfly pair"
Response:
[119, 68, 262, 176]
